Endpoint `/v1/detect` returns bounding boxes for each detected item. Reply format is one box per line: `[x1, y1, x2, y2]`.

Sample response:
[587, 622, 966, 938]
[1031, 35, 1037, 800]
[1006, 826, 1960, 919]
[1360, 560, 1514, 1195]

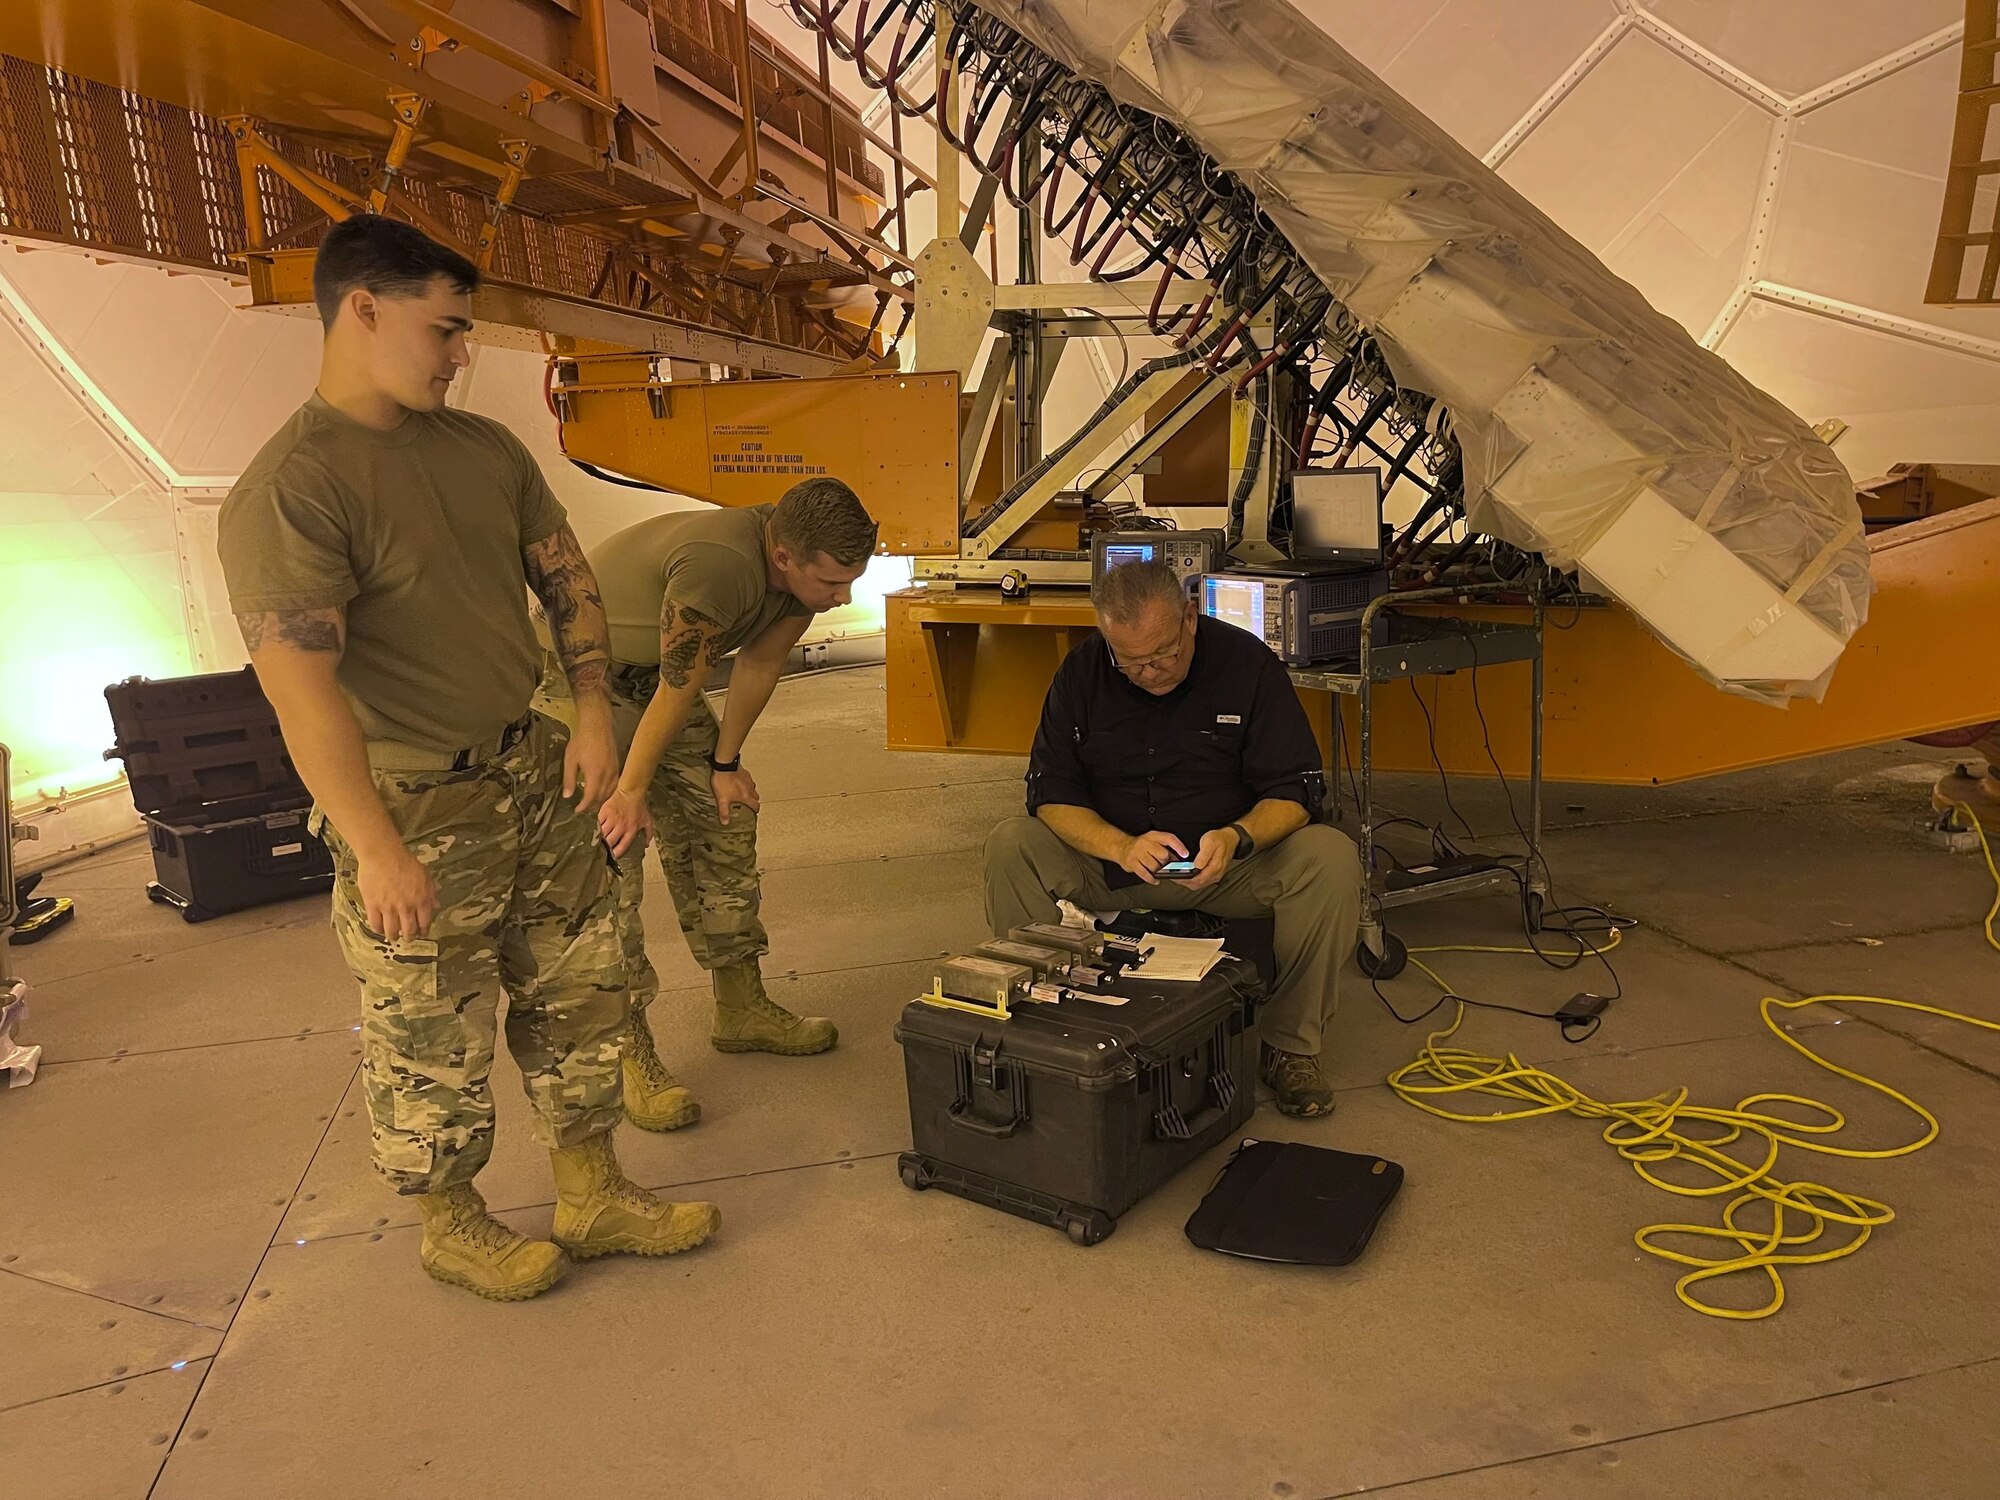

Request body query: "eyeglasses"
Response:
[1106, 622, 1190, 678]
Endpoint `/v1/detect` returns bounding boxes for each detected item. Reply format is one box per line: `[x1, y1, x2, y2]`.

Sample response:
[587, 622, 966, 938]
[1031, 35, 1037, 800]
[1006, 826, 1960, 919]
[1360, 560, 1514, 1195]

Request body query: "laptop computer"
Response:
[1261, 466, 1387, 575]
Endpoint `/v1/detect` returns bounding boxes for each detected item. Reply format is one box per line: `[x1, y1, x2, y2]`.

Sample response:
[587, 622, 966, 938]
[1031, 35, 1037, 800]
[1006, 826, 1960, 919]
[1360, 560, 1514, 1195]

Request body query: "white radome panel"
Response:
[1644, 0, 1964, 97]
[1298, 0, 1617, 158]
[1770, 51, 2000, 338]
[1719, 302, 2000, 484]
[1312, 1, 2000, 471]
[1499, 30, 1772, 338]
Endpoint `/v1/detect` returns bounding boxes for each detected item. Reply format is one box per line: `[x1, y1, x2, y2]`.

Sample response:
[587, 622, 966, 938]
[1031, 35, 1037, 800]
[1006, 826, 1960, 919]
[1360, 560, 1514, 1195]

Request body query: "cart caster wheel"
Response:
[897, 1155, 930, 1192]
[1357, 931, 1408, 980]
[1064, 1212, 1112, 1247]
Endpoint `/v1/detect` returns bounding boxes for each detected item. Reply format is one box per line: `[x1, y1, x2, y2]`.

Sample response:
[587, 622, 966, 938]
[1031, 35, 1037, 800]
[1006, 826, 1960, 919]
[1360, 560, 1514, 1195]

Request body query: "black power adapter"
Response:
[1556, 992, 1611, 1022]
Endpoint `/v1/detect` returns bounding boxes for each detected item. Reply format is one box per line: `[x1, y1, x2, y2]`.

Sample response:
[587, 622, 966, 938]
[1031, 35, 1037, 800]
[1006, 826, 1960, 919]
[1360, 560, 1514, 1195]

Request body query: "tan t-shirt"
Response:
[218, 394, 566, 753]
[591, 504, 810, 666]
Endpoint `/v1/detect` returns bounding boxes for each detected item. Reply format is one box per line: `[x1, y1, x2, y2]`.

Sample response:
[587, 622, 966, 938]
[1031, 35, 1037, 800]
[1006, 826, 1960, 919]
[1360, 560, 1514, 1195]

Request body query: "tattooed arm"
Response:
[238, 607, 436, 940]
[522, 524, 619, 812]
[521, 524, 612, 696]
[596, 599, 723, 856]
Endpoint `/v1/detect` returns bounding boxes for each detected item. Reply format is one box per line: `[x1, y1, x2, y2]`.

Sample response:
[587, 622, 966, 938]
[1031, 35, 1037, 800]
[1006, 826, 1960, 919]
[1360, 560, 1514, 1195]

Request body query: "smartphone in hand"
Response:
[1156, 858, 1202, 879]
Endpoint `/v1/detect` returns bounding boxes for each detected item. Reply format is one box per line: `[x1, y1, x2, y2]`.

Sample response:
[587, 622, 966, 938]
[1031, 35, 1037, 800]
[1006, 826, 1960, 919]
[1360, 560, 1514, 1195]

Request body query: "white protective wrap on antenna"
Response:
[972, 0, 1873, 703]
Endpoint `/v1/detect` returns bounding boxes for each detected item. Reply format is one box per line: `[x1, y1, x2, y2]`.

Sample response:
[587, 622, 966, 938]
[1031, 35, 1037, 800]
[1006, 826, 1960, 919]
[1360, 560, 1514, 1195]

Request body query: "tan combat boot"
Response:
[710, 963, 837, 1055]
[415, 1182, 567, 1302]
[550, 1132, 720, 1260]
[622, 1006, 701, 1132]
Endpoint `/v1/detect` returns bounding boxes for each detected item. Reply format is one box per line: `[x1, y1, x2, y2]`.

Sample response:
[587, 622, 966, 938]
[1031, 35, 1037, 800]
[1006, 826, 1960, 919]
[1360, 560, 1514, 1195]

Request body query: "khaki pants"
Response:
[319, 715, 627, 1195]
[981, 815, 1362, 1057]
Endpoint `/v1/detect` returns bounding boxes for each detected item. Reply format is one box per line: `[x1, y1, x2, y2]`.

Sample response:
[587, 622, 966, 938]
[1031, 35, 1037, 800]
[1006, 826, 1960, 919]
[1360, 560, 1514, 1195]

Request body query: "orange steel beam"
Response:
[577, 0, 613, 94]
[378, 0, 616, 115]
[244, 245, 849, 373]
[575, 0, 616, 155]
[232, 121, 269, 251]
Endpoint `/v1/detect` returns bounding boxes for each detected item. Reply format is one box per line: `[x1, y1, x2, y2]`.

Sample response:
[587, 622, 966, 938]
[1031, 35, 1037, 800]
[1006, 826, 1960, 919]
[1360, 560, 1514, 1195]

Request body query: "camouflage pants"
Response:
[531, 661, 767, 1004]
[317, 714, 627, 1195]
[607, 667, 768, 977]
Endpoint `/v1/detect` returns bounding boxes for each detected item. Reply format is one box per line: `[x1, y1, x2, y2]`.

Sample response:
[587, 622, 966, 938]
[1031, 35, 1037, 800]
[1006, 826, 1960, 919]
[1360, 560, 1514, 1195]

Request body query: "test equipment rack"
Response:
[1288, 583, 1547, 979]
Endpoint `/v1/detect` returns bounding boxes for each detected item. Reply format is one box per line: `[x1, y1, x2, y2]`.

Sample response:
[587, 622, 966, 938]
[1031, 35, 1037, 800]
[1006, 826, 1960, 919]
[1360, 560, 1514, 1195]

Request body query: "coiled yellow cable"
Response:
[1385, 804, 1999, 1320]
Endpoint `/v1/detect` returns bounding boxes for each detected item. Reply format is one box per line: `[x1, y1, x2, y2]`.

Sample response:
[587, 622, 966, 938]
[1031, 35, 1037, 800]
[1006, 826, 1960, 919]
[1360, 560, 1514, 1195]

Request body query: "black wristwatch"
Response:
[707, 752, 742, 773]
[1228, 822, 1255, 859]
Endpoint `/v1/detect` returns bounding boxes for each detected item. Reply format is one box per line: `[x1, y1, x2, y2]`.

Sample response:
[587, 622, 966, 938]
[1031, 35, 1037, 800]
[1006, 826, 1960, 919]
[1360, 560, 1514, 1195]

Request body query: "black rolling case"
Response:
[894, 956, 1264, 1245]
[104, 668, 334, 923]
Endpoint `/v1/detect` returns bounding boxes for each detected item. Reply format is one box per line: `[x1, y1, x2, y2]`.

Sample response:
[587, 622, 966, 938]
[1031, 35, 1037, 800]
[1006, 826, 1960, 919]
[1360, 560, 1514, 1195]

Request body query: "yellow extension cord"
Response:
[1383, 804, 2000, 1321]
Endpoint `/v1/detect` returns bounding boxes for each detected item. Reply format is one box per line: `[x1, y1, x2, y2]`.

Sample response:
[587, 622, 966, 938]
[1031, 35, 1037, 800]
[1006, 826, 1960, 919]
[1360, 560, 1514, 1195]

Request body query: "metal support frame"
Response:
[222, 118, 368, 225]
[1081, 369, 1232, 502]
[476, 139, 532, 270]
[909, 215, 1228, 579]
[222, 106, 888, 366]
[934, 7, 960, 242]
[1289, 585, 1547, 962]
[368, 92, 430, 213]
[728, 0, 762, 202]
[1013, 122, 1043, 486]
[1230, 381, 1285, 567]
[963, 362, 1195, 561]
[959, 335, 1015, 502]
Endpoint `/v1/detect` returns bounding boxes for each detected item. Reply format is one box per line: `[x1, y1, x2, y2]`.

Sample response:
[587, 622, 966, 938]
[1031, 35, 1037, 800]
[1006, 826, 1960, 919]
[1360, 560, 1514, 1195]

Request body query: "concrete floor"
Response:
[6, 666, 2000, 1499]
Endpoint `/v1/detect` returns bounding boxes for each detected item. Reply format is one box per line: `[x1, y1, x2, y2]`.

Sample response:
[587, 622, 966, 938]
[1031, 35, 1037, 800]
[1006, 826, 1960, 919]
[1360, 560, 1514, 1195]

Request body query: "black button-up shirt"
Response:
[1026, 615, 1324, 889]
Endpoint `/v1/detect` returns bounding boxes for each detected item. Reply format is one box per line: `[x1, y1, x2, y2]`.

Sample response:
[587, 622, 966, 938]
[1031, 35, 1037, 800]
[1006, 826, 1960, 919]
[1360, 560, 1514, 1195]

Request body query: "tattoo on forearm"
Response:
[659, 603, 721, 689]
[237, 608, 343, 654]
[523, 525, 611, 689]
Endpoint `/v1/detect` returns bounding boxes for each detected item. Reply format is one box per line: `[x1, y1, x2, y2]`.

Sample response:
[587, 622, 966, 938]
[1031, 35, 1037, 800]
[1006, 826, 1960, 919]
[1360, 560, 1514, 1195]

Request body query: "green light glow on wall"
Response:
[1, 509, 191, 805]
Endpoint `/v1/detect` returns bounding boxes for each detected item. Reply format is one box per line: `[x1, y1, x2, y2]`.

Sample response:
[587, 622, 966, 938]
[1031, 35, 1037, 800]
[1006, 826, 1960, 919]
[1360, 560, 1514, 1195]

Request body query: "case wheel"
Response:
[1063, 1212, 1113, 1247]
[1356, 930, 1407, 980]
[897, 1155, 931, 1192]
[147, 881, 219, 925]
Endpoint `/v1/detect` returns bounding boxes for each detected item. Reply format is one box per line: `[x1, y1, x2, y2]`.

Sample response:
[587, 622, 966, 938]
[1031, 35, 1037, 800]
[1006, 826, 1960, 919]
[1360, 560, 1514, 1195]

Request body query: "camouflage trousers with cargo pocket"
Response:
[532, 658, 767, 1016]
[316, 712, 628, 1195]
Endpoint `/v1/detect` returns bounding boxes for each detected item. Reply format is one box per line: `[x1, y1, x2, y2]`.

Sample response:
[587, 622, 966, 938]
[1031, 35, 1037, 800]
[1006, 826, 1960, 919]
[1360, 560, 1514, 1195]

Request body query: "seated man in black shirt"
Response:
[983, 560, 1363, 1117]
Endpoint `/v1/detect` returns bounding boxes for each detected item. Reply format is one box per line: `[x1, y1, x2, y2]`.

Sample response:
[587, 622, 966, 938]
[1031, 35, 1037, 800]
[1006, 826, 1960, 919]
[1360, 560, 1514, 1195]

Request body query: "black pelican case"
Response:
[894, 955, 1264, 1245]
[103, 668, 333, 923]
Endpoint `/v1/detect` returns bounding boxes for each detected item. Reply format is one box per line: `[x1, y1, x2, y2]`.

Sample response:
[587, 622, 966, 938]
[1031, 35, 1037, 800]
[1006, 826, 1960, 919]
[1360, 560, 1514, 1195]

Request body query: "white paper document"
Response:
[1123, 934, 1225, 983]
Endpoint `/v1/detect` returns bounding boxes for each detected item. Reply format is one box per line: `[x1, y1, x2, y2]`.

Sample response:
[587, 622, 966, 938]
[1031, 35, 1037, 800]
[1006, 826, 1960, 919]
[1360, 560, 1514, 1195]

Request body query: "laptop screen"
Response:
[1290, 468, 1384, 560]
